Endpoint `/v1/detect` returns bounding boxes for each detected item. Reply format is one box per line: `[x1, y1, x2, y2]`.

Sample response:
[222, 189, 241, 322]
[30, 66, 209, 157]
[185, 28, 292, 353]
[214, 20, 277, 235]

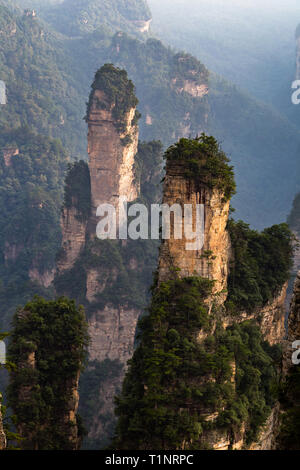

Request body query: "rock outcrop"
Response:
[131, 19, 152, 33]
[222, 282, 288, 346]
[171, 53, 209, 98]
[172, 78, 209, 98]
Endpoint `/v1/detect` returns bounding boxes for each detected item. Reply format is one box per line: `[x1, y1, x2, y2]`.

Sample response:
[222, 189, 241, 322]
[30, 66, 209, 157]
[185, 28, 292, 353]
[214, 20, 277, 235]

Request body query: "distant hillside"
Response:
[0, 3, 86, 156]
[0, 126, 67, 331]
[36, 0, 151, 36]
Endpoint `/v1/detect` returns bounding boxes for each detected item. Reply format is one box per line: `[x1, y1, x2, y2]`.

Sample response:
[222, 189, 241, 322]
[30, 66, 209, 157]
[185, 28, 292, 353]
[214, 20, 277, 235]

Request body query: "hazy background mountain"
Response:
[148, 0, 300, 109]
[2, 0, 300, 229]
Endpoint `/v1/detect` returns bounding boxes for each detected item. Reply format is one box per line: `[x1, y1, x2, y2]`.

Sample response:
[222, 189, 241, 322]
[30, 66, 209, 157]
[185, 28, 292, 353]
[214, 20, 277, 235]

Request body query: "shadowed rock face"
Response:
[283, 271, 300, 374]
[277, 272, 300, 449]
[0, 398, 6, 450]
[56, 207, 87, 274]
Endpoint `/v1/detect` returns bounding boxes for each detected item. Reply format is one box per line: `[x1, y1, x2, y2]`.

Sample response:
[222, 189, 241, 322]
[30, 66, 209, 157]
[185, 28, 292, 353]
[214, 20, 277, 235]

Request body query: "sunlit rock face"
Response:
[158, 160, 231, 302]
[87, 88, 138, 219]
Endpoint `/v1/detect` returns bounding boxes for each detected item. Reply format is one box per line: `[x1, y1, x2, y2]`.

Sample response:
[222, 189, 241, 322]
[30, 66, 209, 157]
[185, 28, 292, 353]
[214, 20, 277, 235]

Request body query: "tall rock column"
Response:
[158, 147, 232, 302]
[55, 65, 147, 448]
[87, 64, 139, 222]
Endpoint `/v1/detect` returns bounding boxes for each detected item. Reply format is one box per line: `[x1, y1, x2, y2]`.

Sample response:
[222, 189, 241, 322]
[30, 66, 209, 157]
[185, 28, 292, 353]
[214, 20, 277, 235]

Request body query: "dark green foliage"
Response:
[114, 277, 279, 449]
[213, 322, 280, 445]
[164, 134, 236, 202]
[54, 261, 87, 306]
[114, 277, 213, 450]
[227, 220, 294, 312]
[0, 126, 67, 330]
[86, 64, 139, 133]
[7, 296, 89, 450]
[278, 367, 300, 450]
[172, 52, 209, 87]
[63, 160, 91, 221]
[134, 140, 163, 204]
[79, 359, 123, 449]
[0, 5, 86, 156]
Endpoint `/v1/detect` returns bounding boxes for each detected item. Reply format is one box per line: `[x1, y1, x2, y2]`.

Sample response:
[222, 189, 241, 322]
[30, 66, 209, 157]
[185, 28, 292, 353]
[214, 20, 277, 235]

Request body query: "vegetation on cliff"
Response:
[114, 276, 280, 449]
[164, 134, 236, 202]
[278, 367, 300, 450]
[86, 64, 139, 133]
[7, 296, 89, 450]
[172, 52, 209, 88]
[0, 126, 67, 331]
[0, 4, 86, 156]
[226, 220, 294, 312]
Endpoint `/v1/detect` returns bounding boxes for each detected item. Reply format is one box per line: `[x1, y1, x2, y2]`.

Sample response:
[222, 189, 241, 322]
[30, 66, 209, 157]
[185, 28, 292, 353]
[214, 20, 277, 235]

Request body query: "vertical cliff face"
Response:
[0, 396, 6, 450]
[56, 207, 87, 273]
[288, 272, 300, 345]
[282, 272, 300, 378]
[87, 65, 139, 221]
[223, 282, 288, 347]
[158, 161, 230, 300]
[84, 66, 140, 445]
